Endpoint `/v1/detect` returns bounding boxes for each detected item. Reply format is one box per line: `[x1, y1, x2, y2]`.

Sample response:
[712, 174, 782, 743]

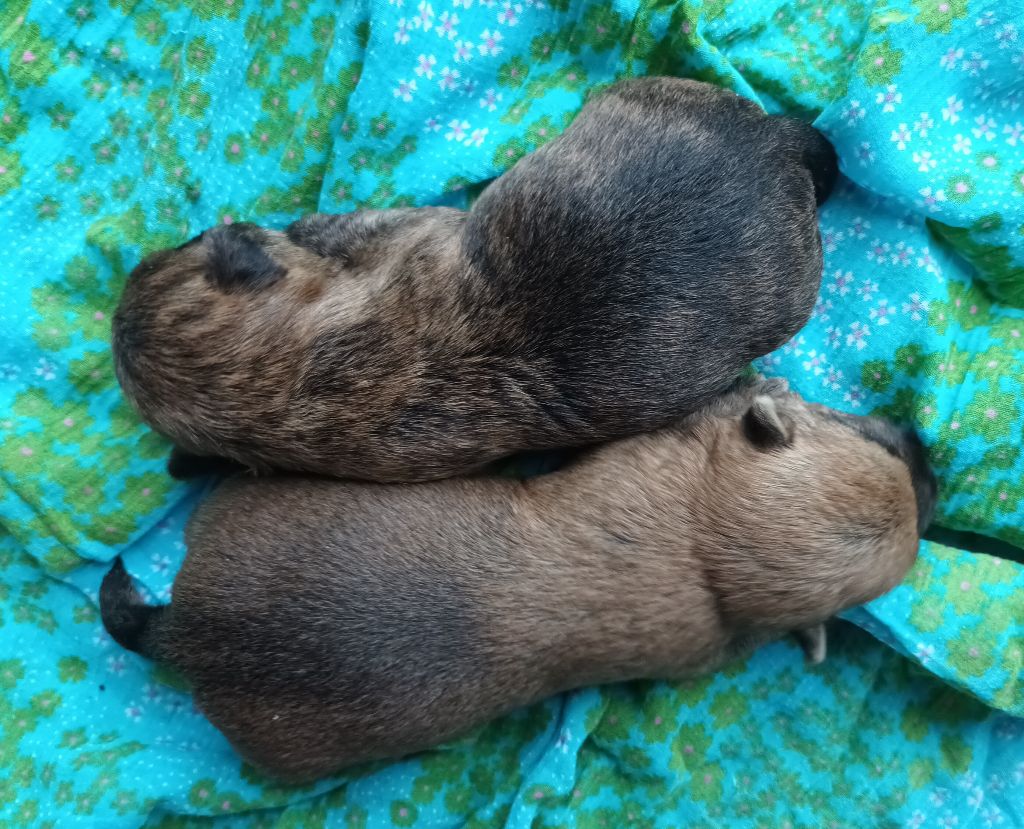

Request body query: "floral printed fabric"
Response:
[1, 0, 1023, 826]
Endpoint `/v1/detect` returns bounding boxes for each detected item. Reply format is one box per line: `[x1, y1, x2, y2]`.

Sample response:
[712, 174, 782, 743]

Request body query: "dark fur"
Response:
[112, 78, 837, 482]
[100, 380, 933, 782]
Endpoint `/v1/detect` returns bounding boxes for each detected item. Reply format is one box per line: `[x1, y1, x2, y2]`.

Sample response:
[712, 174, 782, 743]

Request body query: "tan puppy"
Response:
[112, 77, 837, 482]
[100, 378, 934, 782]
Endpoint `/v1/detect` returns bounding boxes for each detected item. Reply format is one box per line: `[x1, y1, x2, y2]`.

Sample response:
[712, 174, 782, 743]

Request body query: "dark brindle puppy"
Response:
[112, 77, 838, 482]
[100, 379, 935, 782]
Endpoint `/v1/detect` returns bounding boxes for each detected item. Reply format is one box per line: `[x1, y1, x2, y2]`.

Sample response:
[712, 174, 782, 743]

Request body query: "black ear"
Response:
[742, 395, 793, 449]
[206, 223, 286, 292]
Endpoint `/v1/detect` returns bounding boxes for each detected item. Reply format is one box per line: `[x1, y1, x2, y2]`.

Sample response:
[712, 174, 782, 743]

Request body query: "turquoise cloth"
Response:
[1, 0, 1024, 826]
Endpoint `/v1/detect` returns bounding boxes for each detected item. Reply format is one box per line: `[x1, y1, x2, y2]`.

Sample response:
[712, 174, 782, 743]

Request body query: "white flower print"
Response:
[35, 358, 57, 381]
[445, 119, 469, 141]
[843, 385, 865, 408]
[452, 0, 473, 8]
[996, 23, 1018, 48]
[914, 642, 935, 663]
[972, 114, 997, 140]
[478, 28, 503, 56]
[388, 0, 404, 7]
[891, 242, 914, 266]
[913, 112, 934, 136]
[812, 297, 833, 321]
[906, 810, 925, 828]
[497, 1, 522, 25]
[857, 278, 878, 300]
[413, 0, 434, 30]
[394, 17, 412, 44]
[930, 787, 950, 807]
[461, 78, 479, 97]
[952, 133, 972, 153]
[1013, 49, 1024, 69]
[976, 10, 996, 27]
[869, 299, 893, 326]
[1003, 122, 1023, 145]
[107, 654, 127, 675]
[824, 327, 842, 350]
[846, 321, 870, 350]
[917, 187, 946, 212]
[453, 39, 474, 62]
[150, 553, 172, 574]
[759, 353, 782, 370]
[942, 95, 963, 124]
[393, 79, 417, 101]
[821, 226, 843, 253]
[782, 334, 805, 356]
[940, 47, 963, 69]
[890, 123, 911, 149]
[982, 806, 1005, 827]
[967, 787, 984, 808]
[424, 115, 442, 132]
[802, 350, 827, 376]
[841, 99, 866, 125]
[1, 363, 20, 381]
[438, 66, 461, 91]
[856, 141, 875, 166]
[414, 53, 437, 78]
[436, 10, 459, 39]
[828, 269, 854, 296]
[961, 51, 989, 76]
[903, 292, 929, 320]
[866, 239, 891, 262]
[939, 813, 959, 828]
[849, 216, 870, 239]
[125, 703, 143, 721]
[822, 365, 843, 390]
[465, 127, 489, 147]
[876, 83, 901, 112]
[911, 150, 936, 171]
[479, 88, 502, 111]
[555, 729, 572, 753]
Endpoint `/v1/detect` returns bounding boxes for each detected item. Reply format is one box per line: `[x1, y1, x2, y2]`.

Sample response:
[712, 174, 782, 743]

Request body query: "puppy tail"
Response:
[797, 124, 839, 206]
[100, 558, 168, 660]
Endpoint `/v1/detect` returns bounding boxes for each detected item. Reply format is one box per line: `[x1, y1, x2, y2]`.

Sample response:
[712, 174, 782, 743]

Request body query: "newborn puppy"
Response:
[112, 77, 838, 482]
[100, 379, 935, 782]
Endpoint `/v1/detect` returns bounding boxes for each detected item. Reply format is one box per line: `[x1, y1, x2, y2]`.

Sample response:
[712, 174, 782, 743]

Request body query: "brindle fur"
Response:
[100, 379, 936, 782]
[112, 78, 838, 482]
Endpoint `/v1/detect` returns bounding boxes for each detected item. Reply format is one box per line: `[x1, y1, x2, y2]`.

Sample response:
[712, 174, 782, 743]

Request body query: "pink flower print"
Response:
[414, 53, 437, 78]
[952, 133, 972, 153]
[857, 278, 878, 300]
[394, 17, 412, 44]
[453, 39, 474, 62]
[824, 327, 842, 350]
[996, 23, 1018, 48]
[912, 150, 936, 171]
[961, 51, 989, 76]
[465, 127, 489, 147]
[866, 239, 890, 262]
[436, 11, 459, 39]
[869, 299, 893, 326]
[841, 99, 866, 126]
[890, 123, 911, 150]
[940, 47, 963, 69]
[125, 703, 143, 722]
[875, 84, 901, 112]
[891, 242, 914, 266]
[446, 119, 469, 141]
[972, 114, 997, 140]
[849, 216, 870, 239]
[393, 79, 417, 102]
[843, 385, 865, 408]
[438, 66, 461, 91]
[413, 0, 433, 30]
[497, 1, 521, 25]
[902, 292, 929, 320]
[479, 88, 502, 111]
[828, 269, 854, 296]
[846, 321, 870, 350]
[942, 95, 963, 124]
[913, 112, 934, 136]
[812, 297, 833, 321]
[822, 365, 843, 390]
[918, 187, 946, 212]
[1003, 121, 1023, 145]
[802, 350, 827, 376]
[855, 141, 875, 166]
[478, 29, 503, 56]
[424, 115, 442, 132]
[820, 226, 843, 253]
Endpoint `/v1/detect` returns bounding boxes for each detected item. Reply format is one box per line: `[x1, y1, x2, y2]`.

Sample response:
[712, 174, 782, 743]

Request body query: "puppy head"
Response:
[690, 377, 936, 621]
[111, 210, 462, 465]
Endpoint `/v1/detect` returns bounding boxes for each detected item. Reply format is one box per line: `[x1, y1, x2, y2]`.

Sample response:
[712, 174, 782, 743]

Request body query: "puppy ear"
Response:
[742, 395, 793, 449]
[206, 224, 286, 292]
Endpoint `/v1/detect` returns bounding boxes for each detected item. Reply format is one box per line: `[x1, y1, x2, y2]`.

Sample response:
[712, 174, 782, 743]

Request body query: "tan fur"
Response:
[100, 379, 934, 781]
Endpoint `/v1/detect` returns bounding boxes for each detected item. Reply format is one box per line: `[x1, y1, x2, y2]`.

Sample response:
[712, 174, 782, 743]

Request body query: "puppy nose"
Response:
[901, 428, 938, 534]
